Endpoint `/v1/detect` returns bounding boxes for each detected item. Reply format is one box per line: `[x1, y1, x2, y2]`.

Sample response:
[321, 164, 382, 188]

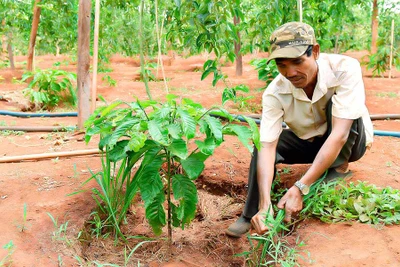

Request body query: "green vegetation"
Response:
[83, 95, 260, 242]
[22, 69, 77, 110]
[240, 176, 400, 265]
[0, 241, 15, 267]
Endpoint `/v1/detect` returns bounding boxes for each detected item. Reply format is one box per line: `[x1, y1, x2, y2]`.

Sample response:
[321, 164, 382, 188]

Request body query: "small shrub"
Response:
[84, 95, 260, 242]
[22, 69, 77, 110]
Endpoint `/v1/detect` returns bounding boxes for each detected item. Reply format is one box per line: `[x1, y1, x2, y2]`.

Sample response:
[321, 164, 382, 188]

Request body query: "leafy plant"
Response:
[303, 181, 400, 225]
[84, 95, 260, 243]
[240, 209, 309, 266]
[222, 84, 254, 110]
[0, 241, 15, 267]
[138, 62, 158, 82]
[102, 75, 117, 87]
[250, 58, 279, 88]
[201, 59, 225, 87]
[22, 69, 77, 110]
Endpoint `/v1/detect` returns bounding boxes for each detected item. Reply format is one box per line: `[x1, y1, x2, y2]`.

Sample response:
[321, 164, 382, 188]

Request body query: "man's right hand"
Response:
[251, 206, 274, 235]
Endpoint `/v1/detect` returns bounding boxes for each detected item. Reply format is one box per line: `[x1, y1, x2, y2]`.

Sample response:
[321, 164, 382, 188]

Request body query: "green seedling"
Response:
[0, 241, 15, 266]
[15, 203, 29, 232]
[47, 213, 72, 246]
[102, 75, 117, 87]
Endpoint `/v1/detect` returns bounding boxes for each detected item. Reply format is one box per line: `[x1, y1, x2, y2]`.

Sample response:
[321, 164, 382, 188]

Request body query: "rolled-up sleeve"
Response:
[331, 60, 368, 119]
[260, 93, 284, 142]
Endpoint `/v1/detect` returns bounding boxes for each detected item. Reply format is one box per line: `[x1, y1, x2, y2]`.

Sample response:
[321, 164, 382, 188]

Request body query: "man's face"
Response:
[275, 45, 320, 91]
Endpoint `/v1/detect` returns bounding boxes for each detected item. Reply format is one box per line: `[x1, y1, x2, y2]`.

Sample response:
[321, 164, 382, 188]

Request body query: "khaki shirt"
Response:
[260, 53, 374, 147]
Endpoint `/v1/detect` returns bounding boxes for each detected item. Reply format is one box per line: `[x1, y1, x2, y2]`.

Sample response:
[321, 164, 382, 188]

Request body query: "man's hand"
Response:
[277, 186, 303, 222]
[251, 206, 274, 235]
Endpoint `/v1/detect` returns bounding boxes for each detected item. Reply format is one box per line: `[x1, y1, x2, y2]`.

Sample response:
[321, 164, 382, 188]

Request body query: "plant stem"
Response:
[166, 151, 172, 251]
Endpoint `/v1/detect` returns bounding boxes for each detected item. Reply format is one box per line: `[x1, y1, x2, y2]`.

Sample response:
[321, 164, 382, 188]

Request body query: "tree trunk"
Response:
[371, 0, 379, 54]
[1, 20, 6, 57]
[27, 0, 42, 72]
[77, 0, 91, 130]
[234, 16, 243, 76]
[7, 33, 15, 70]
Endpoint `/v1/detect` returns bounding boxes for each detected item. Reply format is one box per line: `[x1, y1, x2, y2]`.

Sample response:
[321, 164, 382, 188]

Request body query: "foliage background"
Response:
[1, 0, 399, 68]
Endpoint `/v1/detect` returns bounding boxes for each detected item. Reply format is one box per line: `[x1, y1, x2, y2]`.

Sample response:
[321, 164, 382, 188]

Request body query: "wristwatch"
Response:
[294, 180, 310, 196]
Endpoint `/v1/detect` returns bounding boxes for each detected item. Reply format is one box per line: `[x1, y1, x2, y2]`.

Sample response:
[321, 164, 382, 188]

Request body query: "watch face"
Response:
[302, 186, 310, 195]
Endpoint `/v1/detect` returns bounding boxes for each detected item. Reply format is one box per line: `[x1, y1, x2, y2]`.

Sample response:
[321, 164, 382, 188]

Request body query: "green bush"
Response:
[84, 95, 260, 241]
[22, 69, 77, 110]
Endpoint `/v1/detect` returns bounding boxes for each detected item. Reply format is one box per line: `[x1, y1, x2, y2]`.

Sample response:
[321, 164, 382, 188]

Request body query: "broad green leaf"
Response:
[176, 108, 196, 139]
[180, 152, 209, 179]
[107, 140, 129, 162]
[145, 190, 166, 236]
[126, 132, 147, 152]
[168, 138, 188, 159]
[194, 138, 217, 155]
[222, 87, 236, 105]
[108, 118, 140, 148]
[204, 115, 222, 141]
[148, 120, 168, 145]
[167, 124, 182, 139]
[172, 174, 198, 227]
[223, 124, 253, 152]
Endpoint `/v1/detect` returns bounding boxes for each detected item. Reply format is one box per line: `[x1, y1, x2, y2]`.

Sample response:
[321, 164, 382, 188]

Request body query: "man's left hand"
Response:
[277, 186, 303, 222]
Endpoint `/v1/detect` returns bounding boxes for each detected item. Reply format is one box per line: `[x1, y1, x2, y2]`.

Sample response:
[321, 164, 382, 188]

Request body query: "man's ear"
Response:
[313, 44, 320, 60]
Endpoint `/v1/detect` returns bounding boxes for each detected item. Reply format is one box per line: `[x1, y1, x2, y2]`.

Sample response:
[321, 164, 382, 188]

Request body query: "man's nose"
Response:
[286, 65, 297, 77]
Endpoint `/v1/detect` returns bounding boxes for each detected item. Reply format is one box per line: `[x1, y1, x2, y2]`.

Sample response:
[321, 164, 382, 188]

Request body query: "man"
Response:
[226, 22, 373, 237]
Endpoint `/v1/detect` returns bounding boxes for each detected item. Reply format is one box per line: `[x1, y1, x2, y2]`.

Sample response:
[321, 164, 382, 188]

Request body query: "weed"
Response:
[0, 241, 15, 266]
[47, 213, 72, 246]
[303, 180, 400, 224]
[16, 203, 28, 232]
[239, 209, 309, 266]
[11, 77, 24, 84]
[376, 92, 398, 98]
[0, 130, 24, 136]
[102, 75, 117, 87]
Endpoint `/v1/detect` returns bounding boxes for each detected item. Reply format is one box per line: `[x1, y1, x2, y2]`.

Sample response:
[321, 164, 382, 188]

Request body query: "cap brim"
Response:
[267, 45, 309, 64]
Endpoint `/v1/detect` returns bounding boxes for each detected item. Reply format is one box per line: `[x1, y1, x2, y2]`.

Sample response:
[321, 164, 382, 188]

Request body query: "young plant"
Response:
[84, 95, 260, 243]
[47, 213, 72, 246]
[102, 75, 117, 87]
[250, 58, 279, 89]
[239, 209, 308, 266]
[0, 241, 15, 266]
[303, 181, 400, 225]
[222, 84, 254, 111]
[21, 69, 77, 110]
[138, 62, 158, 82]
[16, 203, 28, 232]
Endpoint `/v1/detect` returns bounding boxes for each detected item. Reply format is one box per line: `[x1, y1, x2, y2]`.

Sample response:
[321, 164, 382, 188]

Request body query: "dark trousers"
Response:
[242, 100, 367, 219]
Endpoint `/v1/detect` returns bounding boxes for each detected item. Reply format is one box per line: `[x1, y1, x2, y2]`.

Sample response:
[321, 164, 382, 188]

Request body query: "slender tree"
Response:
[27, 0, 41, 71]
[371, 0, 379, 53]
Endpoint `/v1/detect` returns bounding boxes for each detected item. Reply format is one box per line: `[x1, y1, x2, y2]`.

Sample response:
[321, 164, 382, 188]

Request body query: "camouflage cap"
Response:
[267, 22, 316, 63]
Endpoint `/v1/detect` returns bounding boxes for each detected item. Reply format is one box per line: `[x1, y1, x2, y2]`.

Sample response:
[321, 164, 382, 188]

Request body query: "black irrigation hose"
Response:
[1, 110, 400, 137]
